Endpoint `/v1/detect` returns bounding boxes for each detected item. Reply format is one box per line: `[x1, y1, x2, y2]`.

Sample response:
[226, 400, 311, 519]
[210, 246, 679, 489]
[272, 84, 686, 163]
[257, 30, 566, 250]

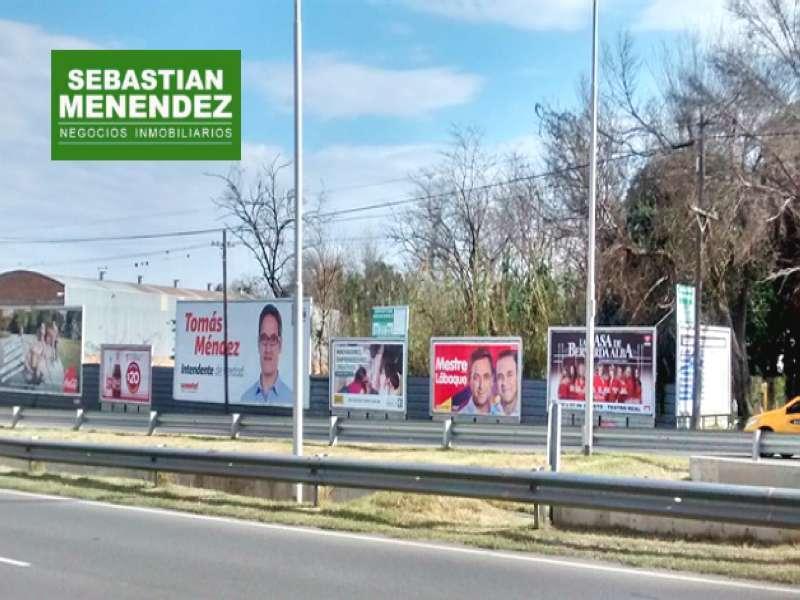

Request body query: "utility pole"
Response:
[583, 0, 599, 455]
[292, 0, 305, 503]
[691, 116, 706, 430]
[222, 228, 230, 415]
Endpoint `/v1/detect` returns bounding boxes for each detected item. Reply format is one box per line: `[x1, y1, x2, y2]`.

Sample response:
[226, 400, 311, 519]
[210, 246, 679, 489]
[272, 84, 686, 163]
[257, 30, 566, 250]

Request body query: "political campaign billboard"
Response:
[330, 338, 406, 413]
[547, 327, 656, 415]
[99, 344, 152, 404]
[430, 337, 522, 421]
[0, 306, 83, 396]
[173, 299, 311, 408]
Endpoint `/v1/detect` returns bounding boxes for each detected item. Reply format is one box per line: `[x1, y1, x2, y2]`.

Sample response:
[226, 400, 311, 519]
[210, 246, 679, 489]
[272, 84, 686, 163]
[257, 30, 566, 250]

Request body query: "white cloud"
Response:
[633, 0, 729, 34]
[394, 0, 590, 31]
[246, 54, 483, 119]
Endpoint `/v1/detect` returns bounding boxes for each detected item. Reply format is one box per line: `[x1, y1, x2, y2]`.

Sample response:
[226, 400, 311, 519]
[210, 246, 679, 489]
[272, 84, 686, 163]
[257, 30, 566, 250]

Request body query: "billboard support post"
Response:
[547, 402, 562, 472]
[584, 0, 600, 456]
[292, 0, 305, 504]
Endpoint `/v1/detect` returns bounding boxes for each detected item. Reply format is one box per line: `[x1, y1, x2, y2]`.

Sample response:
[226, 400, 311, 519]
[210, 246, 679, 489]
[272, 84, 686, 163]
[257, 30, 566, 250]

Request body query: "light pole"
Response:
[292, 0, 305, 503]
[583, 0, 599, 455]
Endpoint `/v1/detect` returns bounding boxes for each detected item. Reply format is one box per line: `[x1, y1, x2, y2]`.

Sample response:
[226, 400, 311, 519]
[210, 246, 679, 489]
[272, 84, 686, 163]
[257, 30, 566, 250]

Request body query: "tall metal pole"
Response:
[292, 0, 305, 503]
[583, 0, 599, 455]
[691, 117, 706, 430]
[222, 228, 230, 415]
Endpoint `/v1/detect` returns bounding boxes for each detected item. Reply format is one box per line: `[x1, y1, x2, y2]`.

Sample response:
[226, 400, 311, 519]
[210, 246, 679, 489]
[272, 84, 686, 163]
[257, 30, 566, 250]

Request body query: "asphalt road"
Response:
[0, 488, 796, 599]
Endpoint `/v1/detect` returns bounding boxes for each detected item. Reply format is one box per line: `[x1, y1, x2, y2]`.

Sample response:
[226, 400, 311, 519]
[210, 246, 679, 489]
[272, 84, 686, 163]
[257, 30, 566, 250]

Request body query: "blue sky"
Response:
[0, 0, 728, 288]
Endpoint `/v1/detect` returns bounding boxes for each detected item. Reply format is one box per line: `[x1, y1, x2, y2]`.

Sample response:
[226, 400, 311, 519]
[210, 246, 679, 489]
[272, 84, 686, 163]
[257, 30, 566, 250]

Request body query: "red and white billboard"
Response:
[430, 337, 522, 421]
[100, 344, 152, 404]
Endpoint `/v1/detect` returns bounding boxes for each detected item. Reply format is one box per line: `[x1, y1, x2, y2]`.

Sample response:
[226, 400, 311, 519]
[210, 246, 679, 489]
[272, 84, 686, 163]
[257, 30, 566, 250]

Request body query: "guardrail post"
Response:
[442, 417, 453, 450]
[547, 402, 562, 472]
[752, 428, 762, 461]
[10, 406, 22, 429]
[231, 413, 242, 439]
[329, 415, 340, 447]
[72, 409, 86, 431]
[147, 411, 159, 436]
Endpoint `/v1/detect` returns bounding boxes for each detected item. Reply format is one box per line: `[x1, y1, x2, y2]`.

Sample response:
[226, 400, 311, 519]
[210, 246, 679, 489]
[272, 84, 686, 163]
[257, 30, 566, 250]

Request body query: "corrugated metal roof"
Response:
[48, 273, 242, 300]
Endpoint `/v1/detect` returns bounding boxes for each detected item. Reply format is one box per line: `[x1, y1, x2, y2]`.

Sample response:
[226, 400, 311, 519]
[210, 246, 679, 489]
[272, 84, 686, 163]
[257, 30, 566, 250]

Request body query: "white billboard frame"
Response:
[99, 344, 153, 405]
[429, 336, 523, 424]
[172, 298, 312, 409]
[329, 336, 408, 415]
[0, 304, 85, 398]
[546, 326, 657, 417]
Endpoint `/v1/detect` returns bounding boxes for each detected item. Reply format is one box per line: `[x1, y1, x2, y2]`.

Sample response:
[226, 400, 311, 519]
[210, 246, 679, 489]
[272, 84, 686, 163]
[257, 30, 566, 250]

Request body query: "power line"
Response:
[10, 243, 214, 270]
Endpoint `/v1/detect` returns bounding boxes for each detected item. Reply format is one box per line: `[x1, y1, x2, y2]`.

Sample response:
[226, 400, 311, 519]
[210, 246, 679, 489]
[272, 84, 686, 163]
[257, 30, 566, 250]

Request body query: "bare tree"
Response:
[212, 157, 294, 297]
[396, 128, 518, 334]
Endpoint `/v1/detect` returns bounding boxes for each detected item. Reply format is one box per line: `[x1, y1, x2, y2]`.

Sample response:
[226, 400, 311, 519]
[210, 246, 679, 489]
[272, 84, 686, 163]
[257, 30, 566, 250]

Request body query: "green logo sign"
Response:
[371, 306, 409, 338]
[51, 50, 241, 160]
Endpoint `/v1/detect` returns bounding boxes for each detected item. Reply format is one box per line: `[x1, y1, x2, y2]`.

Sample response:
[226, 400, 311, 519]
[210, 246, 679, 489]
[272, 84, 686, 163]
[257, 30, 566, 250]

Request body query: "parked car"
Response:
[745, 396, 800, 434]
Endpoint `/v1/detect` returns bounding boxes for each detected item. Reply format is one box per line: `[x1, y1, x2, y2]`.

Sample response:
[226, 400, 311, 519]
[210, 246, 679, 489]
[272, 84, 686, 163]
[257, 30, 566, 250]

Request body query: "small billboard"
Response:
[330, 338, 407, 413]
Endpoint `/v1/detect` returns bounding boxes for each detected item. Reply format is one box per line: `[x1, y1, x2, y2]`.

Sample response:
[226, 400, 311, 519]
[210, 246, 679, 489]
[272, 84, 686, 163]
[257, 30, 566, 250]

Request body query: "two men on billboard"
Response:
[452, 348, 519, 416]
[240, 304, 292, 406]
[432, 340, 521, 419]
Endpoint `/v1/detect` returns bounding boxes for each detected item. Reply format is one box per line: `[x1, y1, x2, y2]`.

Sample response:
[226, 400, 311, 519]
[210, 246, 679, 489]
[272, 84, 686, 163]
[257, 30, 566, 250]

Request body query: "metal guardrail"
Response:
[751, 428, 800, 459]
[4, 406, 797, 457]
[0, 436, 797, 529]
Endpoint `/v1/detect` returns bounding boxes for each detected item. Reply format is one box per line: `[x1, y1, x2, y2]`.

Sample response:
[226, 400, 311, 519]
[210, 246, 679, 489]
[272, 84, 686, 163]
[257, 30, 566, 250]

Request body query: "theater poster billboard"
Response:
[430, 337, 522, 421]
[173, 299, 311, 408]
[99, 344, 152, 405]
[330, 338, 407, 413]
[0, 306, 83, 396]
[547, 327, 656, 415]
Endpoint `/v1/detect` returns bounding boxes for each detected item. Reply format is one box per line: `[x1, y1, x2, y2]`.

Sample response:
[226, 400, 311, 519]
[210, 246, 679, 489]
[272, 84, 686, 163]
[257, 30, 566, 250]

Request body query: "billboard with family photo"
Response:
[330, 338, 407, 413]
[99, 344, 152, 404]
[0, 305, 83, 396]
[547, 327, 656, 415]
[173, 299, 311, 408]
[430, 337, 522, 421]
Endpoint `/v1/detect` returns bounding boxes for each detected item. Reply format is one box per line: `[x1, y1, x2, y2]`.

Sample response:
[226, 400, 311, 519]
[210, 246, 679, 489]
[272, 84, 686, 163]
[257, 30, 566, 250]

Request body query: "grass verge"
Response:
[0, 427, 797, 586]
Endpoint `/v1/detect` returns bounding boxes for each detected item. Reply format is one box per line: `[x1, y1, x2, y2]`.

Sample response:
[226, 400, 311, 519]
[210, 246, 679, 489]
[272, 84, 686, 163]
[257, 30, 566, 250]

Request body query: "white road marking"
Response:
[0, 487, 797, 595]
[0, 555, 30, 568]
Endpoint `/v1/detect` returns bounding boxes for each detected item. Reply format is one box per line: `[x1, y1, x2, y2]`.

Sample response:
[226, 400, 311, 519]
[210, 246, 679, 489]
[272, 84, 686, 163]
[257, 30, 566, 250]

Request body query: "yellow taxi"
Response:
[745, 396, 800, 434]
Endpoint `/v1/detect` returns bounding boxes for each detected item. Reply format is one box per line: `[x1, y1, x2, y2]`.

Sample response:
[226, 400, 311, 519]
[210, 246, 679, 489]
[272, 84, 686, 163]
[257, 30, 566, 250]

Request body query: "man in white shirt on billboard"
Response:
[240, 304, 293, 406]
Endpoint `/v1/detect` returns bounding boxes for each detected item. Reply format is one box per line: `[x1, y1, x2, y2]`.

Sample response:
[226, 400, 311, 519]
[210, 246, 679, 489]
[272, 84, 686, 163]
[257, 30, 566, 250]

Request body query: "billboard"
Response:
[0, 306, 83, 396]
[676, 325, 732, 423]
[330, 338, 407, 413]
[100, 344, 152, 404]
[547, 327, 656, 415]
[430, 337, 522, 421]
[173, 299, 311, 408]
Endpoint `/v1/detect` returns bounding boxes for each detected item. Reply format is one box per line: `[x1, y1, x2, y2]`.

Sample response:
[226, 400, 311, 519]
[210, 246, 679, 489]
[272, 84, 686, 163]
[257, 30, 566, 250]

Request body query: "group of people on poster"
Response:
[23, 321, 64, 388]
[557, 360, 643, 403]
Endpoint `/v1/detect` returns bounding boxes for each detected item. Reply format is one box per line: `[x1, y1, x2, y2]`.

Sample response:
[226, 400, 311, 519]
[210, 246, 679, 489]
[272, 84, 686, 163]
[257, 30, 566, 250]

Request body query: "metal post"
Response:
[442, 417, 453, 450]
[329, 415, 339, 447]
[10, 406, 22, 429]
[222, 228, 230, 415]
[547, 402, 562, 472]
[583, 0, 599, 455]
[752, 428, 762, 461]
[691, 117, 706, 430]
[292, 0, 305, 504]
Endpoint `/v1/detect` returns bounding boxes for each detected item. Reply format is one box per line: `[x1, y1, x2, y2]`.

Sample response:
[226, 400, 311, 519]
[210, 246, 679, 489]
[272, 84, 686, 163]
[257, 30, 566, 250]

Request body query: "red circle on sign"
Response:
[126, 362, 141, 394]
